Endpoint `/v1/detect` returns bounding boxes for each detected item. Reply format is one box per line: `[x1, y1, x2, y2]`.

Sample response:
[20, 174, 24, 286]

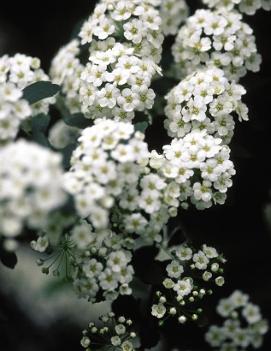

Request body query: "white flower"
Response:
[124, 19, 144, 44]
[71, 221, 95, 250]
[230, 290, 249, 308]
[151, 303, 166, 318]
[117, 88, 140, 112]
[160, 0, 189, 36]
[138, 190, 161, 214]
[175, 245, 193, 261]
[166, 260, 184, 278]
[83, 258, 104, 279]
[30, 236, 49, 253]
[107, 251, 129, 273]
[202, 244, 219, 258]
[242, 303, 261, 324]
[111, 2, 133, 21]
[173, 278, 193, 297]
[205, 325, 226, 347]
[99, 268, 119, 291]
[93, 18, 115, 40]
[97, 83, 120, 108]
[193, 250, 209, 270]
[193, 181, 213, 203]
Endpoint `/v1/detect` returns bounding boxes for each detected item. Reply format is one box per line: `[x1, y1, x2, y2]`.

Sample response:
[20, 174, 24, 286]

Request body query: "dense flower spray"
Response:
[0, 0, 269, 349]
[0, 54, 54, 142]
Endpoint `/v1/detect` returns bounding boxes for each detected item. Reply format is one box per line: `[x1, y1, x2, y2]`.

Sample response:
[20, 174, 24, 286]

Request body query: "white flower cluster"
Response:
[81, 313, 138, 351]
[150, 130, 235, 210]
[49, 120, 79, 149]
[172, 9, 261, 81]
[0, 54, 54, 142]
[206, 290, 269, 350]
[64, 118, 149, 229]
[0, 140, 66, 242]
[51, 0, 164, 121]
[202, 0, 271, 15]
[152, 244, 226, 323]
[50, 40, 84, 114]
[64, 119, 180, 242]
[165, 68, 248, 143]
[160, 0, 189, 36]
[79, 0, 163, 63]
[78, 0, 164, 120]
[71, 221, 134, 302]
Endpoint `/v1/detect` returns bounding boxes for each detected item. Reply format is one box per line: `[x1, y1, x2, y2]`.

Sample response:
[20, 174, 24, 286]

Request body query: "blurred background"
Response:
[1, 0, 271, 350]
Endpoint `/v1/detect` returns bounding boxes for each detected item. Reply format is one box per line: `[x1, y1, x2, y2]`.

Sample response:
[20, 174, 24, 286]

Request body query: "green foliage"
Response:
[23, 81, 60, 105]
[31, 114, 51, 147]
[135, 121, 149, 133]
[63, 113, 91, 129]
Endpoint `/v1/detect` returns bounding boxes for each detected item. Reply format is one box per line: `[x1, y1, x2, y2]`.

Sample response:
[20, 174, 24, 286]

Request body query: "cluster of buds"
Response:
[151, 243, 226, 324]
[81, 312, 139, 351]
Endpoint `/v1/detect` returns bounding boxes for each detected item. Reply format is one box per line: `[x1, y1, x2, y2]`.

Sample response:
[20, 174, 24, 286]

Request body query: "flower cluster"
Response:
[206, 290, 269, 350]
[71, 221, 134, 302]
[202, 0, 271, 15]
[119, 169, 179, 244]
[150, 130, 236, 210]
[160, 0, 189, 36]
[165, 68, 248, 143]
[64, 118, 149, 229]
[0, 140, 66, 247]
[64, 119, 180, 242]
[51, 0, 164, 120]
[172, 9, 260, 81]
[151, 243, 226, 323]
[50, 40, 84, 114]
[78, 0, 164, 120]
[79, 0, 164, 61]
[0, 54, 54, 142]
[81, 313, 139, 351]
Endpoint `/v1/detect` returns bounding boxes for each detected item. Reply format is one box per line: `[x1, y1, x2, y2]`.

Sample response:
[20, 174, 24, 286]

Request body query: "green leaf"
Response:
[63, 113, 90, 129]
[23, 81, 60, 105]
[135, 121, 149, 133]
[31, 113, 51, 147]
[62, 143, 77, 169]
[32, 113, 51, 132]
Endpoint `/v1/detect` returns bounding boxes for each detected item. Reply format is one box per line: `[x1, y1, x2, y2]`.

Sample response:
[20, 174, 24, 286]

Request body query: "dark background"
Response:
[0, 0, 271, 350]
